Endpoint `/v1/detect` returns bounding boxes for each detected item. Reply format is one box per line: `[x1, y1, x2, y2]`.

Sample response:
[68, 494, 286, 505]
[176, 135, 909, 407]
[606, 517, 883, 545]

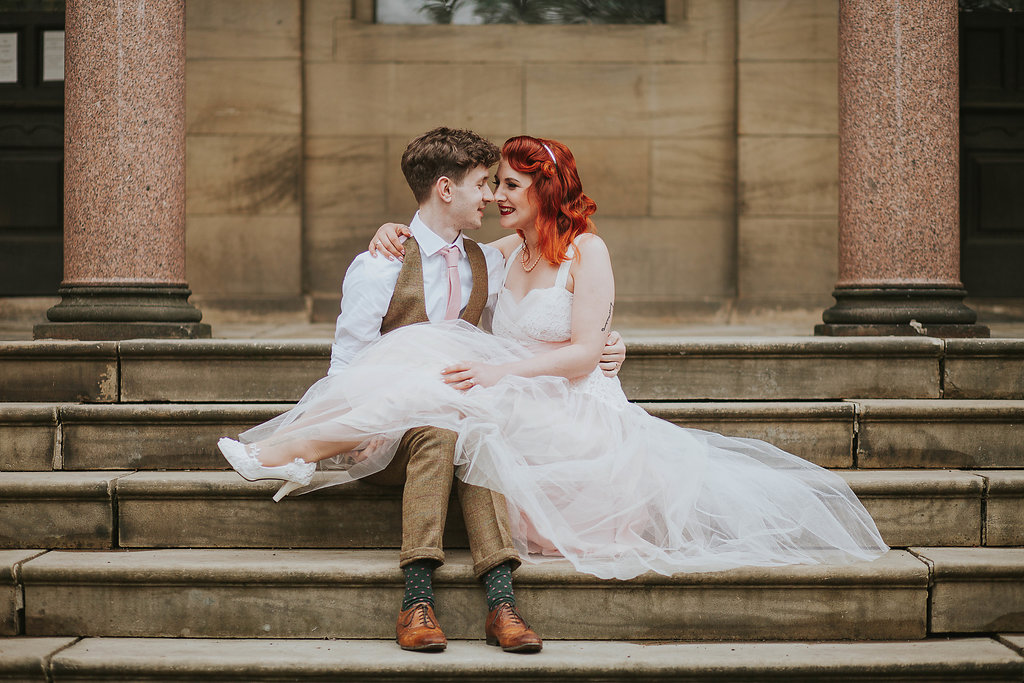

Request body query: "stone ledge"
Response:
[46, 637, 1024, 681]
[107, 470, 990, 550]
[841, 470, 984, 547]
[855, 400, 1024, 468]
[20, 549, 927, 640]
[0, 637, 77, 680]
[0, 473, 131, 549]
[945, 339, 1024, 400]
[645, 401, 854, 467]
[58, 403, 291, 470]
[0, 550, 47, 636]
[984, 471, 1024, 546]
[0, 404, 58, 471]
[912, 548, 1024, 634]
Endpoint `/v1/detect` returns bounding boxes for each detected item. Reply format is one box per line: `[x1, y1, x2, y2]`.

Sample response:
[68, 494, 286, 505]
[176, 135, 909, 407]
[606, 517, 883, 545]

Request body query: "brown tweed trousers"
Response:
[363, 237, 520, 577]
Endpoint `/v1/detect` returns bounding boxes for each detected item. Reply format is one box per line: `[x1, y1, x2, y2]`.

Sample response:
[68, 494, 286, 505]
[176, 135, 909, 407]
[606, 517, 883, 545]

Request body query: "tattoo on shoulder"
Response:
[601, 303, 613, 331]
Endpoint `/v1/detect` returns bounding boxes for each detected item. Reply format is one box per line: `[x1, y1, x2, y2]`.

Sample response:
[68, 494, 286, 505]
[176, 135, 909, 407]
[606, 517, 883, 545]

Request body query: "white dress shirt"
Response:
[328, 212, 506, 374]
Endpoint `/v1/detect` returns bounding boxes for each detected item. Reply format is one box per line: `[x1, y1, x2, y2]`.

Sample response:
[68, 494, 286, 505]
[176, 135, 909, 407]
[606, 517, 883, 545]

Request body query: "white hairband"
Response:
[541, 143, 557, 166]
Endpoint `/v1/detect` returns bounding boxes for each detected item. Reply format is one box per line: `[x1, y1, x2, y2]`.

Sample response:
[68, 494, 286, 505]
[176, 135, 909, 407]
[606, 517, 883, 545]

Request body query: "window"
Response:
[376, 0, 665, 25]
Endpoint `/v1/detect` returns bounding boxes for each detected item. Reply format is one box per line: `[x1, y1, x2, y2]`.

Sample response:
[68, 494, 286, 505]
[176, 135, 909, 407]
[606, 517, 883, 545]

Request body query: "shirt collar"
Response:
[410, 211, 466, 258]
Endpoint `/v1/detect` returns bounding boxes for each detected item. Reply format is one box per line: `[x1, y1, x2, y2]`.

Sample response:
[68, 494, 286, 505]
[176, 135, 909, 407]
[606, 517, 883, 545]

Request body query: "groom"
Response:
[327, 127, 623, 654]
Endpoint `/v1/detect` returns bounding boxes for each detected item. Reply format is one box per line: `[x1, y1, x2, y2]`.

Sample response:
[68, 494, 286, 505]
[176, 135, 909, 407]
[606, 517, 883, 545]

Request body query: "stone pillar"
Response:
[816, 0, 988, 338]
[34, 0, 210, 340]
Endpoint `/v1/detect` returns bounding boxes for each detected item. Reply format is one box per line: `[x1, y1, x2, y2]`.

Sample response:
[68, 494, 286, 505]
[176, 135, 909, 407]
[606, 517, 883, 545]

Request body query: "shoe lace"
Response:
[500, 602, 526, 627]
[412, 603, 436, 629]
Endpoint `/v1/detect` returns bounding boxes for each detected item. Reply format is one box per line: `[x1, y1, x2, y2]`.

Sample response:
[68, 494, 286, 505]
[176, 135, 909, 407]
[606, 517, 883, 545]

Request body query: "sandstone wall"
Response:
[183, 0, 841, 324]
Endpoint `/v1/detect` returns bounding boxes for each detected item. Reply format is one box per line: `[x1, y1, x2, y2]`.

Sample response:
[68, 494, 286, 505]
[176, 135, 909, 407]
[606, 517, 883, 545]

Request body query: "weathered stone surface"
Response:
[738, 0, 838, 61]
[186, 215, 303, 299]
[0, 637, 76, 681]
[186, 60, 301, 135]
[112, 469, 986, 549]
[739, 61, 837, 136]
[0, 473, 129, 549]
[915, 548, 1024, 634]
[984, 471, 1024, 546]
[0, 343, 118, 403]
[739, 136, 838, 216]
[331, 23, 717, 66]
[601, 217, 735, 303]
[116, 472, 467, 549]
[22, 549, 926, 640]
[0, 404, 57, 471]
[186, 135, 301, 216]
[304, 136, 388, 218]
[840, 471, 984, 547]
[306, 62, 521, 137]
[186, 0, 301, 59]
[856, 400, 1024, 468]
[118, 340, 328, 402]
[0, 550, 46, 636]
[650, 138, 735, 218]
[738, 217, 838, 306]
[527, 63, 735, 139]
[619, 337, 942, 400]
[60, 404, 290, 470]
[945, 340, 1024, 400]
[645, 402, 854, 467]
[48, 637, 1024, 682]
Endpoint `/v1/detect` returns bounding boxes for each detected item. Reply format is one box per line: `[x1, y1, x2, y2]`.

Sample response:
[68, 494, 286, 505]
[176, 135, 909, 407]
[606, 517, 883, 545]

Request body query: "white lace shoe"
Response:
[217, 437, 315, 502]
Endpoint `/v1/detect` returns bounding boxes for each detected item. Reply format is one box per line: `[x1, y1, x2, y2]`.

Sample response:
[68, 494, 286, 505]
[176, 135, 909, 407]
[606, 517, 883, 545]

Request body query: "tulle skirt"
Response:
[241, 320, 887, 580]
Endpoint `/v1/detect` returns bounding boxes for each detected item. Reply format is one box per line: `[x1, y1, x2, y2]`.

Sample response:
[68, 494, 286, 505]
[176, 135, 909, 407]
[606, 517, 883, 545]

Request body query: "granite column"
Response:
[816, 0, 988, 337]
[34, 0, 209, 340]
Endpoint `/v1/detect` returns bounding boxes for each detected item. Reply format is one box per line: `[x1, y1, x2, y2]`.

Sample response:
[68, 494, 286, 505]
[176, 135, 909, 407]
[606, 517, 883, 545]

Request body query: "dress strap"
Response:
[555, 244, 575, 291]
[504, 241, 525, 282]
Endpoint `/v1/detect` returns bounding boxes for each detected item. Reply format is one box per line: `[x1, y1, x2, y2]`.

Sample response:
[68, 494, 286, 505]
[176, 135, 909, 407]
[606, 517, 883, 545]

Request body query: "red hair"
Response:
[501, 136, 597, 265]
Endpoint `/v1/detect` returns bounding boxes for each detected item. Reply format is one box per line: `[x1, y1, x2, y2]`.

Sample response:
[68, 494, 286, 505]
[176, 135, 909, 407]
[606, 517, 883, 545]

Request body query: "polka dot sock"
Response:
[401, 559, 437, 610]
[482, 561, 516, 611]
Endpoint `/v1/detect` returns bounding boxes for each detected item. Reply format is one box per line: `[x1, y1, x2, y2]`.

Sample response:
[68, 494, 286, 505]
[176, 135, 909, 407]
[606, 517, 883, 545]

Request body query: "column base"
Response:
[33, 284, 212, 340]
[817, 286, 989, 338]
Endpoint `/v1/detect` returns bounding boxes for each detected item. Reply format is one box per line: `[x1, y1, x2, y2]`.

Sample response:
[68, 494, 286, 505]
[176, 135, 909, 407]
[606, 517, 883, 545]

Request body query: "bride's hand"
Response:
[441, 361, 506, 390]
[368, 223, 411, 260]
[600, 330, 626, 377]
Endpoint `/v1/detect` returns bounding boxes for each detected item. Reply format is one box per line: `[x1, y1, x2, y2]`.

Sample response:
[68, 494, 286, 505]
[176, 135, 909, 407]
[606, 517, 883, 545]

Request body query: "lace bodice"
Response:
[492, 242, 624, 402]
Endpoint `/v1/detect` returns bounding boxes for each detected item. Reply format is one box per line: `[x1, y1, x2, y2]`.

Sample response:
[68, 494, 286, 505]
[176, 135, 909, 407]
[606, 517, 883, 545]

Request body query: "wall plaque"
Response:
[0, 33, 17, 84]
[42, 29, 63, 82]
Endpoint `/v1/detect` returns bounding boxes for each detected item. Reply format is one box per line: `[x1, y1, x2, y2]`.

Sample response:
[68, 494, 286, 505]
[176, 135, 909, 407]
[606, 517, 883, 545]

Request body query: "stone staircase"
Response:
[1, 336, 1024, 680]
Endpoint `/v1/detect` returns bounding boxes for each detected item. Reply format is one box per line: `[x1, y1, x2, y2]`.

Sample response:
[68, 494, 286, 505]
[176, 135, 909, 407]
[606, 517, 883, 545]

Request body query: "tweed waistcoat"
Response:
[380, 236, 488, 334]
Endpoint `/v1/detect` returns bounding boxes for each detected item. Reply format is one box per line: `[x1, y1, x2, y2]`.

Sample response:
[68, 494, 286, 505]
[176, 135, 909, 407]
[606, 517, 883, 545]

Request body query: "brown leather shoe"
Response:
[396, 602, 447, 652]
[485, 602, 542, 653]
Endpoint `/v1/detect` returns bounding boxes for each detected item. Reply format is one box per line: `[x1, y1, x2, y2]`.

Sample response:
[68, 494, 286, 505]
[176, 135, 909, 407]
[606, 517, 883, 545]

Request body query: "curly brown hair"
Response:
[401, 127, 500, 203]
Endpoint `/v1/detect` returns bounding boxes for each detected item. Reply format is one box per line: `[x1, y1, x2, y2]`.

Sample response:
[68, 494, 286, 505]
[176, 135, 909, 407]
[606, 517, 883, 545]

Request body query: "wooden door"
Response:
[960, 5, 1024, 297]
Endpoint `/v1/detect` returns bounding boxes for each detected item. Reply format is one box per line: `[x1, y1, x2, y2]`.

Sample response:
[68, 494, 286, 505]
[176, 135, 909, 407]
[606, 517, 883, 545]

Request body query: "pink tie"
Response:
[440, 245, 461, 321]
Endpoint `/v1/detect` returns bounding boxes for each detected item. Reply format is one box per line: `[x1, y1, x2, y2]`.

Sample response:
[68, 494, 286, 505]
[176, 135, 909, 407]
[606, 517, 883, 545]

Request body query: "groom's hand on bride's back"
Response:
[600, 331, 625, 378]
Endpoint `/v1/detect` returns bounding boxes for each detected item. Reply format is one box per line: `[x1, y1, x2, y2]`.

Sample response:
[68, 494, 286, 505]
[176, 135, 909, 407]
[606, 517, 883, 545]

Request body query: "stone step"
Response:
[0, 550, 44, 636]
[3, 636, 1017, 682]
[915, 547, 1024, 635]
[3, 399, 1023, 472]
[2, 337, 1022, 403]
[1, 469, 1016, 550]
[20, 548, 929, 640]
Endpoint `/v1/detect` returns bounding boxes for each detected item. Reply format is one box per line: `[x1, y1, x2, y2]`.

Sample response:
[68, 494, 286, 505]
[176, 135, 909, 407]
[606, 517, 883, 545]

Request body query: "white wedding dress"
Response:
[241, 243, 887, 580]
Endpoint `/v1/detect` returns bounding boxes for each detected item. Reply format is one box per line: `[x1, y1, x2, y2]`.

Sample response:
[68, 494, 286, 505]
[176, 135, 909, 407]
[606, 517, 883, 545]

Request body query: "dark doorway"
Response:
[0, 1, 63, 296]
[960, 3, 1024, 297]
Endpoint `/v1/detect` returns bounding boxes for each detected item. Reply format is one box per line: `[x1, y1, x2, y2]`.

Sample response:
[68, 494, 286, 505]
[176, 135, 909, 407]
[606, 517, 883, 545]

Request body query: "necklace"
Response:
[521, 244, 543, 273]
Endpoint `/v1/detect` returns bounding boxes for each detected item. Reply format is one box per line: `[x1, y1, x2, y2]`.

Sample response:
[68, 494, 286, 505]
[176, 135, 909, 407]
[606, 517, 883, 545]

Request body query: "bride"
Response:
[222, 135, 887, 581]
